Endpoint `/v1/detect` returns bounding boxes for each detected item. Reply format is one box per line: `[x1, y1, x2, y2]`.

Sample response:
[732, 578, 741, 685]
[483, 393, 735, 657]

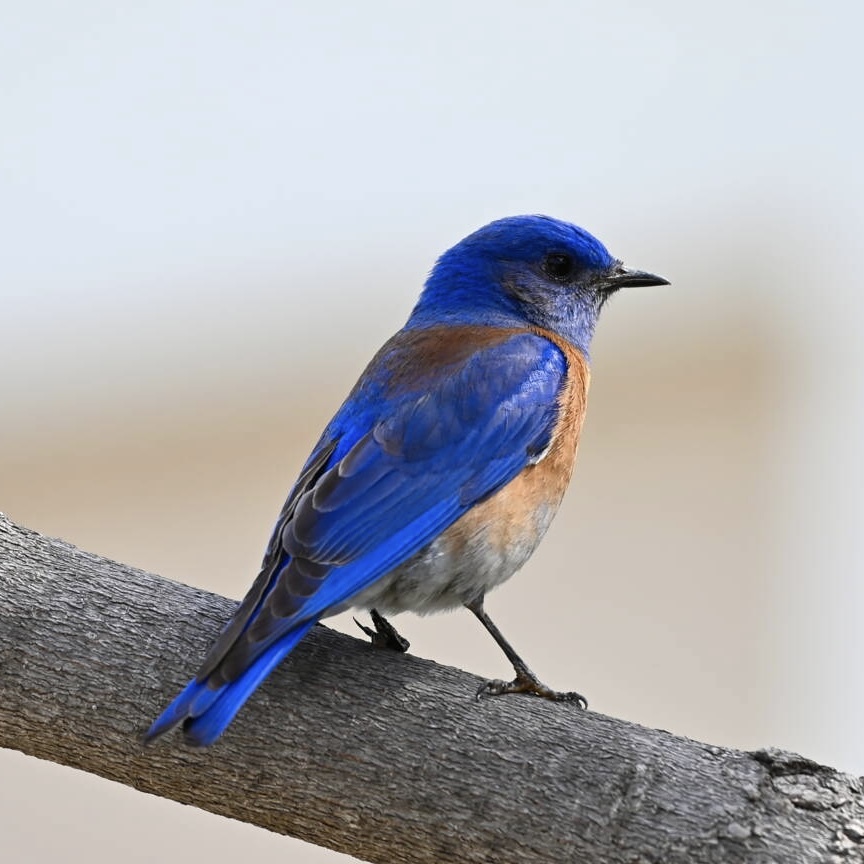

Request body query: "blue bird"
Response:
[145, 215, 668, 746]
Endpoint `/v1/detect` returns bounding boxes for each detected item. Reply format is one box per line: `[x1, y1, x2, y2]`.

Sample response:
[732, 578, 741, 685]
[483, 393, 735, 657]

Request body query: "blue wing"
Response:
[146, 326, 567, 744]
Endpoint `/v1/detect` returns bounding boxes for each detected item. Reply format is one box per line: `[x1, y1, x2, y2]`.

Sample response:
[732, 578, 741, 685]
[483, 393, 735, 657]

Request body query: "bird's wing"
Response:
[202, 326, 568, 685]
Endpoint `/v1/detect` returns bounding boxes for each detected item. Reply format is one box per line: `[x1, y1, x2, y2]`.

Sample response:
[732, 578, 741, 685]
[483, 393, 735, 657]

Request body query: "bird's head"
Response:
[409, 215, 668, 356]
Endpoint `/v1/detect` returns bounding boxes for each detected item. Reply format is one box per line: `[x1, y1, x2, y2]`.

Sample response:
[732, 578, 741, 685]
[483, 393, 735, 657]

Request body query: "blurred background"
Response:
[2, 2, 863, 861]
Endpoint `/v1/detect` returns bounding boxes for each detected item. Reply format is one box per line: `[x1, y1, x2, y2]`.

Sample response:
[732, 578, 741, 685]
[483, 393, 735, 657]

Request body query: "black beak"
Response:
[601, 263, 670, 291]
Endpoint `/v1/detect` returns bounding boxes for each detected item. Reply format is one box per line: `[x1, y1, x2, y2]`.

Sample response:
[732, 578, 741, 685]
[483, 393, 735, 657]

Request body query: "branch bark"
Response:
[0, 512, 862, 864]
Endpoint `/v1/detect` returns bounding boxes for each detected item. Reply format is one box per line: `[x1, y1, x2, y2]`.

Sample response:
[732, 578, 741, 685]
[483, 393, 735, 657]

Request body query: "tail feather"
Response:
[143, 678, 215, 742]
[144, 620, 315, 746]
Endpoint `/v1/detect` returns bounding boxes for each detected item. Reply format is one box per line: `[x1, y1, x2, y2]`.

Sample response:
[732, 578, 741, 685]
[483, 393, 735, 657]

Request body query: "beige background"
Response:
[2, 2, 863, 862]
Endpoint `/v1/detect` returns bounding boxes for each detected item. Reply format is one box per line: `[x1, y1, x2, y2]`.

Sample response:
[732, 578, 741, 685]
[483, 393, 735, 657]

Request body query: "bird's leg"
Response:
[465, 595, 587, 708]
[354, 608, 410, 652]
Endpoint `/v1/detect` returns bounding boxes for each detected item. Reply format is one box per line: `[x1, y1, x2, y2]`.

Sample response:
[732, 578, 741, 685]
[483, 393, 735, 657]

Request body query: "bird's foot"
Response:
[476, 668, 587, 709]
[354, 608, 410, 652]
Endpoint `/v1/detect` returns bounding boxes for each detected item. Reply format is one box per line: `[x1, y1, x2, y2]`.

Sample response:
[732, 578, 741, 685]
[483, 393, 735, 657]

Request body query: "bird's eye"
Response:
[542, 253, 575, 282]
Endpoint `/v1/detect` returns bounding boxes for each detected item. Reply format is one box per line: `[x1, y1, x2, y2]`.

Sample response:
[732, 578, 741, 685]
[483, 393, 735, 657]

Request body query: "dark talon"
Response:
[354, 618, 376, 638]
[354, 608, 410, 652]
[475, 670, 588, 708]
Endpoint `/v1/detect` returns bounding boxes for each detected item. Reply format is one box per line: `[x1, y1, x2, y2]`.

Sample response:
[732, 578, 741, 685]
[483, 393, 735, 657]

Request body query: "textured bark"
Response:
[0, 512, 862, 864]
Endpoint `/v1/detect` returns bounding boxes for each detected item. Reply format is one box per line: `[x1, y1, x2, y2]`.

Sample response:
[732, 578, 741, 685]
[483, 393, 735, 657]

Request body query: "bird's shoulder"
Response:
[334, 323, 569, 424]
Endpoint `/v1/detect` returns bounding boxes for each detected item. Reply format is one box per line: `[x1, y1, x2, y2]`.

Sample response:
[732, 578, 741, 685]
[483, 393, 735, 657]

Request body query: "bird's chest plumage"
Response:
[354, 339, 590, 615]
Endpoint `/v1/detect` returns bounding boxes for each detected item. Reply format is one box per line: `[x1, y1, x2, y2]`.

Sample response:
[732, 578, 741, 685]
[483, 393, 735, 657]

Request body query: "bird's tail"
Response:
[144, 620, 316, 747]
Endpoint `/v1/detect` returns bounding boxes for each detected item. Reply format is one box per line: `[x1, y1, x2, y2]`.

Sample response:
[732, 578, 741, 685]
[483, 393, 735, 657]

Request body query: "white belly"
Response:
[349, 496, 560, 615]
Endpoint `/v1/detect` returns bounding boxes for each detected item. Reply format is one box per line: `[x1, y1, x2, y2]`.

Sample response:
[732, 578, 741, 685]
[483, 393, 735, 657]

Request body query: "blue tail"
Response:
[144, 620, 315, 747]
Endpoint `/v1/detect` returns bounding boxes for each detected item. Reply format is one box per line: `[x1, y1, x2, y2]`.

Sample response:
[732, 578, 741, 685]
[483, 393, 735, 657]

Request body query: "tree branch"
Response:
[0, 512, 862, 863]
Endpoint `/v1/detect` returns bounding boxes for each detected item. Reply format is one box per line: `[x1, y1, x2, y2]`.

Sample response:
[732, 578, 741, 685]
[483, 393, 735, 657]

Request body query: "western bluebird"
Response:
[145, 215, 668, 746]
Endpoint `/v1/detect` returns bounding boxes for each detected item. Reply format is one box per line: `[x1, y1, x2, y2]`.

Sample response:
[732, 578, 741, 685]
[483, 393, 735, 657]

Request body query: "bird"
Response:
[145, 214, 668, 746]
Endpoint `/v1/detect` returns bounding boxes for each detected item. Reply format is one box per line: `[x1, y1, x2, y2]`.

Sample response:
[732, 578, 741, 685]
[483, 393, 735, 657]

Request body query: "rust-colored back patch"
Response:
[373, 325, 530, 392]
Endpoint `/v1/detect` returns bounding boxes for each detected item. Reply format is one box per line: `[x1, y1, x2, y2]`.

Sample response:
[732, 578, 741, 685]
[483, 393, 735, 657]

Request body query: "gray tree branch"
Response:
[0, 512, 862, 863]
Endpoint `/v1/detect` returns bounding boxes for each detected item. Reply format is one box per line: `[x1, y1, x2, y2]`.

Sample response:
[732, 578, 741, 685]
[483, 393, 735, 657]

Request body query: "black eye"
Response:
[542, 253, 575, 282]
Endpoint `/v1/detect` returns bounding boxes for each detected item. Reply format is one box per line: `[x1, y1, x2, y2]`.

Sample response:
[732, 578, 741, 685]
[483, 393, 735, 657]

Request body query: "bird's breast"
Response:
[354, 336, 590, 615]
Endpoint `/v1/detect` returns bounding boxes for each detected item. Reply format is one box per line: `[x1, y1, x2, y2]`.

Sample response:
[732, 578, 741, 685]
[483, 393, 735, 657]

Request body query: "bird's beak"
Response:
[603, 263, 670, 290]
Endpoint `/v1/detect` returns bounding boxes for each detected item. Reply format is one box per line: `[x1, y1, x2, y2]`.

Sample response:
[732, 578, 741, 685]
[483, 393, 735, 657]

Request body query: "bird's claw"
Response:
[354, 609, 410, 652]
[475, 670, 587, 709]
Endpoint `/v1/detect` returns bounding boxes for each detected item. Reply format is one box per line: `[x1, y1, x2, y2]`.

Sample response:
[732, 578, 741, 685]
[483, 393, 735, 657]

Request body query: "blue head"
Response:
[408, 215, 668, 356]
